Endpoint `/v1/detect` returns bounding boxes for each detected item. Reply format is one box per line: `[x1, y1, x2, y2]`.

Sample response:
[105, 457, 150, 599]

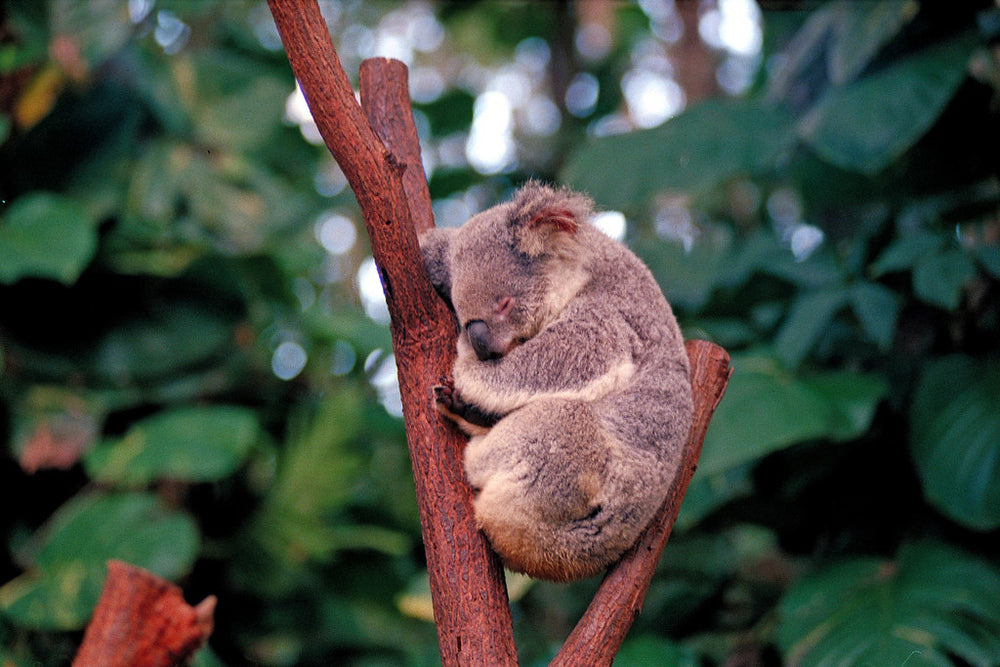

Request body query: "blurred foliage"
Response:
[0, 1, 998, 665]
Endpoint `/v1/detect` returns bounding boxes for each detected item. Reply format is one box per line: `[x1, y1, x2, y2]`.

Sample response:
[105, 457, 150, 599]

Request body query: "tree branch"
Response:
[359, 58, 435, 234]
[73, 560, 215, 667]
[266, 2, 517, 665]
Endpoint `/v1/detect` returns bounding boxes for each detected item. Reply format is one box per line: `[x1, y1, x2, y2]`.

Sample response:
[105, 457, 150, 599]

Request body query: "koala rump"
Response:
[420, 181, 693, 582]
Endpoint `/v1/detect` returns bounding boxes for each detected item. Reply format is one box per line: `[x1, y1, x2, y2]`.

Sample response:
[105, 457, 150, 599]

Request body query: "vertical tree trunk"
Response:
[266, 2, 518, 664]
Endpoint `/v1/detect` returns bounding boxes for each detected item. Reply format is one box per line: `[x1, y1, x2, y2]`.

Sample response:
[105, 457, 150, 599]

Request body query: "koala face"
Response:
[420, 181, 595, 363]
[449, 213, 547, 361]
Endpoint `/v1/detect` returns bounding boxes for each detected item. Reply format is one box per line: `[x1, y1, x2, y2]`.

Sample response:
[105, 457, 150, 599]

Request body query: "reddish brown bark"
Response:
[359, 58, 435, 234]
[267, 2, 517, 665]
[73, 560, 215, 667]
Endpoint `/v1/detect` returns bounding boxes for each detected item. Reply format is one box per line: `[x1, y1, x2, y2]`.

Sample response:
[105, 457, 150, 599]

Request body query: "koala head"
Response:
[420, 182, 593, 362]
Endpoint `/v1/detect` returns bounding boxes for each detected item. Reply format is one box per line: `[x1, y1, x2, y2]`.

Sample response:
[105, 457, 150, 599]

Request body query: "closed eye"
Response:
[495, 296, 514, 316]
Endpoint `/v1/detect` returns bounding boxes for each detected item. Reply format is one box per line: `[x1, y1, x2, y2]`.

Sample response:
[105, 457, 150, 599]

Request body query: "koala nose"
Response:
[466, 320, 503, 361]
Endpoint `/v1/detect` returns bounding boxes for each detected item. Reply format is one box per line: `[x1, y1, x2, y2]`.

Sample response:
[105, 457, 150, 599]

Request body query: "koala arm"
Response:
[432, 378, 501, 436]
[453, 302, 636, 416]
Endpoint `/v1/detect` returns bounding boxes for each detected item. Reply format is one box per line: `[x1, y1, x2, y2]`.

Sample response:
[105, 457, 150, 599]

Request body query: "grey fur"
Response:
[420, 181, 693, 581]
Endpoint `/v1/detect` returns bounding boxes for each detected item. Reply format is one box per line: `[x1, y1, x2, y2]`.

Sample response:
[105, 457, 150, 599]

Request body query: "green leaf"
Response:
[0, 492, 199, 630]
[635, 224, 734, 312]
[562, 99, 794, 213]
[243, 387, 410, 574]
[50, 0, 132, 66]
[774, 287, 850, 367]
[849, 281, 901, 350]
[765, 1, 917, 103]
[415, 89, 476, 136]
[85, 405, 260, 485]
[801, 370, 888, 441]
[686, 317, 757, 349]
[675, 464, 753, 530]
[699, 354, 887, 475]
[614, 636, 700, 667]
[196, 76, 289, 151]
[722, 231, 844, 291]
[91, 298, 237, 385]
[778, 541, 1000, 666]
[910, 355, 1000, 530]
[870, 230, 944, 277]
[913, 248, 976, 310]
[827, 0, 919, 85]
[800, 33, 977, 175]
[114, 139, 310, 272]
[977, 245, 1000, 278]
[0, 192, 97, 284]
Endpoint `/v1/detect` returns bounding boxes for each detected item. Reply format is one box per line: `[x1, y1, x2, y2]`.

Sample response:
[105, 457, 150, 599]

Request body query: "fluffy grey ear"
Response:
[509, 180, 593, 257]
[419, 228, 454, 302]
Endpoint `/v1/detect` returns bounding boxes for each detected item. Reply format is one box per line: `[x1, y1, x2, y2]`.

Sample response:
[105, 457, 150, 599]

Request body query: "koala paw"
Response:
[433, 377, 458, 412]
[432, 379, 500, 431]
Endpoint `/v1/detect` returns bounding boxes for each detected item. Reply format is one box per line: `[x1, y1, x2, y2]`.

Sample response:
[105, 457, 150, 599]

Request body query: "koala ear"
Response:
[510, 181, 592, 257]
[419, 228, 454, 302]
[518, 207, 579, 256]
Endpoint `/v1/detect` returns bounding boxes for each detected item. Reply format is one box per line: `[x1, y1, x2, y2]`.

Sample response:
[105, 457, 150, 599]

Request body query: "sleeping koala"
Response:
[420, 181, 692, 582]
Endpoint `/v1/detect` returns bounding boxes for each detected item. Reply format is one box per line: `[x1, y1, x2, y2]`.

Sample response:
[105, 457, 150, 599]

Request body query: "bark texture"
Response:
[73, 561, 215, 667]
[267, 2, 517, 664]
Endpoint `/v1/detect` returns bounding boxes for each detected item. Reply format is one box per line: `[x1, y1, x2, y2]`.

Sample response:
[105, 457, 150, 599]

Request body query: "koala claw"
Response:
[432, 379, 457, 410]
[432, 380, 500, 431]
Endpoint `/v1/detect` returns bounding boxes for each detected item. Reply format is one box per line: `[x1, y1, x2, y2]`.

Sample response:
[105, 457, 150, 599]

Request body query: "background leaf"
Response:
[778, 541, 1000, 666]
[827, 0, 918, 85]
[636, 225, 734, 311]
[699, 353, 886, 476]
[849, 281, 901, 350]
[614, 635, 700, 667]
[869, 230, 944, 277]
[0, 192, 97, 284]
[910, 355, 1000, 530]
[774, 287, 849, 367]
[0, 492, 199, 630]
[912, 248, 977, 310]
[562, 100, 793, 213]
[85, 405, 260, 485]
[977, 245, 1000, 278]
[799, 33, 976, 175]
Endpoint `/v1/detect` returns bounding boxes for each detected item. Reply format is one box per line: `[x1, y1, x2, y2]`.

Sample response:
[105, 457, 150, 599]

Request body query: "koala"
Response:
[420, 181, 693, 582]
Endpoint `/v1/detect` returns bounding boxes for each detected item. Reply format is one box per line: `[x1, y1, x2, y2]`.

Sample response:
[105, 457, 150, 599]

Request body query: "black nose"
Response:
[466, 321, 501, 361]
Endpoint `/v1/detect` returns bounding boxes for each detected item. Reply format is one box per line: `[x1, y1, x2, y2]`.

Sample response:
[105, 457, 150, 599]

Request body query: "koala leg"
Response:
[464, 399, 656, 582]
